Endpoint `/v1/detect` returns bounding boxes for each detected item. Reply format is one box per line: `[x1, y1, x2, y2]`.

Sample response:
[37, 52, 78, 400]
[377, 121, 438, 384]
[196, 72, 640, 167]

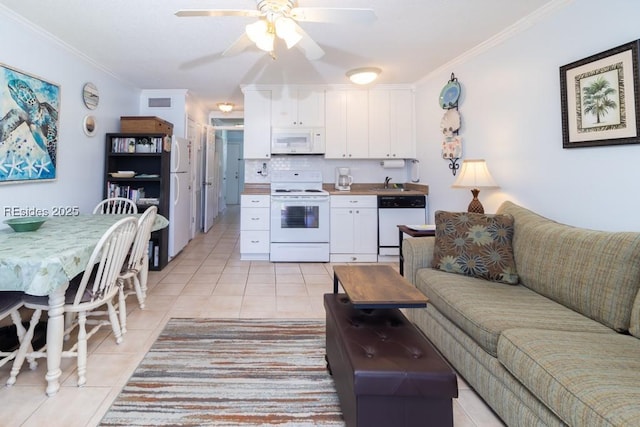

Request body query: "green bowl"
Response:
[4, 216, 47, 232]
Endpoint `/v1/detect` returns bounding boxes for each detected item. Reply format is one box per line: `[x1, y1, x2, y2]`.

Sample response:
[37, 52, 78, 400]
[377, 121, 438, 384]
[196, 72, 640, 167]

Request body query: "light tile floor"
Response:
[0, 205, 505, 426]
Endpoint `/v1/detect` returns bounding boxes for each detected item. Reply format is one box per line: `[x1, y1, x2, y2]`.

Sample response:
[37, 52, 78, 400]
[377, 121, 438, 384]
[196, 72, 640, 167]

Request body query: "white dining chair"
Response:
[93, 197, 138, 214]
[0, 293, 30, 370]
[7, 216, 138, 387]
[118, 206, 157, 333]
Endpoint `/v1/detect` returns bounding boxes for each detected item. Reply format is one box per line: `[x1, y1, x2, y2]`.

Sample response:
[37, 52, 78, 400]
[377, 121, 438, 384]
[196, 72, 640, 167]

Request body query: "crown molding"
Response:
[416, 0, 574, 85]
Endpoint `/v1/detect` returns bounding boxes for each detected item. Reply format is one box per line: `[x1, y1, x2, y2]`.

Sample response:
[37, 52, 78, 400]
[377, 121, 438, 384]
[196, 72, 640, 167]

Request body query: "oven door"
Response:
[270, 195, 330, 243]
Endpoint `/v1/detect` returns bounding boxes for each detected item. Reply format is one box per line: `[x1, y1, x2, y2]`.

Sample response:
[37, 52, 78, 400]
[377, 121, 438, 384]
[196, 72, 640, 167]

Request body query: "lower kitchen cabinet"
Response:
[240, 194, 270, 260]
[330, 195, 378, 262]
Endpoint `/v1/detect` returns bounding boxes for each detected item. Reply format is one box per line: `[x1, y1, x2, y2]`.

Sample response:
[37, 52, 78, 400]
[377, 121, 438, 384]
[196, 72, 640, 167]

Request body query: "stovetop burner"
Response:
[270, 170, 328, 196]
[272, 188, 329, 195]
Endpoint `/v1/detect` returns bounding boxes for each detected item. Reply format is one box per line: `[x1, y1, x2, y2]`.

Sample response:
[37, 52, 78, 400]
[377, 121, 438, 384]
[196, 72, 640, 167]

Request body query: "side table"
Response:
[397, 225, 435, 276]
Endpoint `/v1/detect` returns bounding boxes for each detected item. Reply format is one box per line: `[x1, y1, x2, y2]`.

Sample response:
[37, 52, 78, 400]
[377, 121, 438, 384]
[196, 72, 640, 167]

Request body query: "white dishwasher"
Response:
[377, 195, 428, 256]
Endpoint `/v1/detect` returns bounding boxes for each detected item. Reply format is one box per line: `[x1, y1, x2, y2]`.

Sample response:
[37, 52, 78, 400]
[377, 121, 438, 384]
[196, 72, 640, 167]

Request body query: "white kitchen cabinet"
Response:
[271, 87, 325, 128]
[368, 89, 415, 159]
[240, 194, 270, 260]
[330, 195, 377, 262]
[243, 90, 271, 159]
[324, 90, 369, 159]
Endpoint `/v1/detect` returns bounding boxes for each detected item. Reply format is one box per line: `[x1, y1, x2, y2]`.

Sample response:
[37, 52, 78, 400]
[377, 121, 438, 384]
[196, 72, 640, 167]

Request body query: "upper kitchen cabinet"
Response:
[243, 89, 271, 159]
[325, 90, 369, 159]
[368, 89, 415, 159]
[271, 86, 325, 128]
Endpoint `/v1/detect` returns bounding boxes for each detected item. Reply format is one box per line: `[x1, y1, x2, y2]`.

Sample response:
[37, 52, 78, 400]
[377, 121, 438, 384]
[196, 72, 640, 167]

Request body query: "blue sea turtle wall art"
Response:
[0, 66, 59, 183]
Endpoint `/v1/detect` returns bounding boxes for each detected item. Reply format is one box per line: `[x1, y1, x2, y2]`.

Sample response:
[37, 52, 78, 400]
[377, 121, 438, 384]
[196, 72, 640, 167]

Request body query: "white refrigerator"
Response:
[169, 136, 191, 259]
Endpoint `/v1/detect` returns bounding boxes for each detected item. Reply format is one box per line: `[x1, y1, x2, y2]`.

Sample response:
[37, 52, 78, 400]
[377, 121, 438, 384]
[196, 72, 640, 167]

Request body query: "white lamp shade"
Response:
[452, 159, 498, 189]
[275, 17, 302, 49]
[245, 20, 268, 43]
[255, 32, 275, 52]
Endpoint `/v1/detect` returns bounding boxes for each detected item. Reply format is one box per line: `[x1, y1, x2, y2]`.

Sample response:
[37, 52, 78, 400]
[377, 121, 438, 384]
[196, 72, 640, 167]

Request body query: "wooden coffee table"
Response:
[332, 265, 428, 309]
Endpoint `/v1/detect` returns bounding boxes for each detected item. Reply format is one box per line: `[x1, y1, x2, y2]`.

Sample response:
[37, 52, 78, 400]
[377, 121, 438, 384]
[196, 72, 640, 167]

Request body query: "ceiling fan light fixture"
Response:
[275, 17, 302, 49]
[217, 102, 234, 113]
[347, 67, 381, 85]
[245, 19, 268, 43]
[245, 19, 275, 52]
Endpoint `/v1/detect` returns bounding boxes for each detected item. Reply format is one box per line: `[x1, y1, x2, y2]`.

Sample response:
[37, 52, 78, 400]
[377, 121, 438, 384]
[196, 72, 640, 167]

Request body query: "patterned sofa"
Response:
[402, 201, 640, 426]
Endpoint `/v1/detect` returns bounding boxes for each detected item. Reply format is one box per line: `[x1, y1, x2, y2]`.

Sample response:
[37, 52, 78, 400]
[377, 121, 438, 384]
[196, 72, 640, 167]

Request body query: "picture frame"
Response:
[82, 82, 99, 110]
[560, 40, 640, 148]
[83, 115, 96, 136]
[0, 63, 60, 183]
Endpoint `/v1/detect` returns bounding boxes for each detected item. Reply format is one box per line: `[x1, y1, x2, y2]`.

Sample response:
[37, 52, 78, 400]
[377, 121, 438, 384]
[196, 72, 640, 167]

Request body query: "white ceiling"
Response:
[0, 0, 555, 112]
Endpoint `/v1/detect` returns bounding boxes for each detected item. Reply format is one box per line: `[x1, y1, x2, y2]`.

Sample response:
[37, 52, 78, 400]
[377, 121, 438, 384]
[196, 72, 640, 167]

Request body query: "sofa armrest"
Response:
[403, 237, 435, 285]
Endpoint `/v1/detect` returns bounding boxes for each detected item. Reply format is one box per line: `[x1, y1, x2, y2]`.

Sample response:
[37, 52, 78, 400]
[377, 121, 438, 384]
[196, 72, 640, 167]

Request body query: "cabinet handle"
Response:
[251, 200, 260, 203]
[251, 217, 260, 220]
[251, 240, 260, 243]
[350, 200, 358, 203]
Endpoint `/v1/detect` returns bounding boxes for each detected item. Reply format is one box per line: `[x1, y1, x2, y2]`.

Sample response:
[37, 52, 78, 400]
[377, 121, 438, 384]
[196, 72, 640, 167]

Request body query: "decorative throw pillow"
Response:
[432, 210, 519, 284]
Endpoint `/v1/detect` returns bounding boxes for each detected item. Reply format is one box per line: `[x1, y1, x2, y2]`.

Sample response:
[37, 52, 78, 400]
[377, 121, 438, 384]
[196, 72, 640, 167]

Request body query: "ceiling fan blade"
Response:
[292, 23, 324, 60]
[222, 33, 254, 57]
[175, 9, 261, 18]
[289, 8, 376, 24]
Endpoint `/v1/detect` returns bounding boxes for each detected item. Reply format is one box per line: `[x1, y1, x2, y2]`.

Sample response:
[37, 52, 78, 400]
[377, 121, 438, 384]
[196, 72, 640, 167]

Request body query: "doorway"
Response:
[211, 118, 245, 208]
[225, 133, 244, 205]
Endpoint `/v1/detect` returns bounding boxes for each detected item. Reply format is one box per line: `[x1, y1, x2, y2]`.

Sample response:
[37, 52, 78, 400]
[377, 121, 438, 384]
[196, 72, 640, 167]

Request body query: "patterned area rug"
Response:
[100, 318, 344, 426]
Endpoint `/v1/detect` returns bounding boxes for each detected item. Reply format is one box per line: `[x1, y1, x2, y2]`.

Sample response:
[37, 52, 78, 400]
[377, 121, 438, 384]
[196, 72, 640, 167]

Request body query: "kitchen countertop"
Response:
[241, 183, 428, 196]
[324, 183, 428, 196]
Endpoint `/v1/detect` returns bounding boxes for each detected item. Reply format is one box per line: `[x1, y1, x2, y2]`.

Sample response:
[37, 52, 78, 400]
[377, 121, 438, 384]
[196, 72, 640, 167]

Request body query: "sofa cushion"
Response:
[497, 201, 640, 332]
[630, 291, 640, 338]
[415, 268, 614, 357]
[432, 210, 518, 284]
[498, 328, 640, 427]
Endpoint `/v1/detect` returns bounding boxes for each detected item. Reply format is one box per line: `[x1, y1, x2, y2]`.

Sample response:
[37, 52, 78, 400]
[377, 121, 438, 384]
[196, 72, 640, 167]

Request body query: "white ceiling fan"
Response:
[175, 0, 376, 60]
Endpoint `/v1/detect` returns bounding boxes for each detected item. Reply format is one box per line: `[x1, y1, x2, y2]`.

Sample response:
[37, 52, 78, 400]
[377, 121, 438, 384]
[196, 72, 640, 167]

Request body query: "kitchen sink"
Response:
[370, 187, 406, 192]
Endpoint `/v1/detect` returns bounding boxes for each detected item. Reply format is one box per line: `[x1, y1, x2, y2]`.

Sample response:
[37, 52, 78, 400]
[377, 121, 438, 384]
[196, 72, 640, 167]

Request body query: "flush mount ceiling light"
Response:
[217, 102, 234, 113]
[346, 67, 382, 85]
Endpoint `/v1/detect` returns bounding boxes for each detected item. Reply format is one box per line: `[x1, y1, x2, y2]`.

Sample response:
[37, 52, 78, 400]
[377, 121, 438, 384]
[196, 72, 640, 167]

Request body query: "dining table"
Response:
[0, 213, 168, 396]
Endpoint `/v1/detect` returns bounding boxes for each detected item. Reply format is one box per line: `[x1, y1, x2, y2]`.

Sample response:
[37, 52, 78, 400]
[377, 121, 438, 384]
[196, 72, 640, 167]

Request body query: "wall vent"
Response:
[148, 97, 171, 108]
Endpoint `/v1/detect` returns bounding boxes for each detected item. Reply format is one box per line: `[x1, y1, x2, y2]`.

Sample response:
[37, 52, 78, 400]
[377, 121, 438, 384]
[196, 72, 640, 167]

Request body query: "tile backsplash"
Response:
[245, 156, 417, 185]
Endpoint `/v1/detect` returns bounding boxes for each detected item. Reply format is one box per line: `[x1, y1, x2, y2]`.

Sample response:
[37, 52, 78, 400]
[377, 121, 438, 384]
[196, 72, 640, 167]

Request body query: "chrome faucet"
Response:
[384, 176, 392, 189]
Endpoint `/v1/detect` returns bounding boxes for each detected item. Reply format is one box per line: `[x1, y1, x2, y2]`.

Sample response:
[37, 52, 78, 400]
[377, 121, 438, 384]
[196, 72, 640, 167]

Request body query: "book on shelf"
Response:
[110, 136, 163, 153]
[138, 197, 160, 205]
[106, 181, 147, 202]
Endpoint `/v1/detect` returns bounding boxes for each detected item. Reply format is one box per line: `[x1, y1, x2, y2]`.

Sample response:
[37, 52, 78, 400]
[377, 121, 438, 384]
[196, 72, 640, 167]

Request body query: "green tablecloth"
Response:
[0, 214, 168, 296]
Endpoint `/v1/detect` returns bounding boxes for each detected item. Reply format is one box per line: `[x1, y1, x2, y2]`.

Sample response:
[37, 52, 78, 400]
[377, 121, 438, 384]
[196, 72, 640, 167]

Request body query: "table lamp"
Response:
[451, 159, 498, 214]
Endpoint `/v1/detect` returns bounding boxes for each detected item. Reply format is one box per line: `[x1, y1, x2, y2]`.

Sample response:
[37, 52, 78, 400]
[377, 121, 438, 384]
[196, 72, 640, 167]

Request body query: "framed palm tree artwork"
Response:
[560, 40, 640, 148]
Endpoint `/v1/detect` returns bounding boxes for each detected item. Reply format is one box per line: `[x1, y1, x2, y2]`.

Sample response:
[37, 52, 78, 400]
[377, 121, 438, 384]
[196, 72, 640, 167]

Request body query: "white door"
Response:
[225, 142, 241, 205]
[188, 119, 199, 239]
[216, 132, 226, 213]
[203, 126, 217, 232]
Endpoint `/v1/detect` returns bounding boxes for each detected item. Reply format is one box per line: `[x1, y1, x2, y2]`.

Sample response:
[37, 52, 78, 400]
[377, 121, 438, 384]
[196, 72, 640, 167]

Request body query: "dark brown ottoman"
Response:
[324, 293, 458, 427]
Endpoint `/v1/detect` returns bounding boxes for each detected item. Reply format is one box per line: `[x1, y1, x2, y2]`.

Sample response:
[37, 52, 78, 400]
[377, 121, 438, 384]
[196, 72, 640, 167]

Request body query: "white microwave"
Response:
[271, 128, 325, 155]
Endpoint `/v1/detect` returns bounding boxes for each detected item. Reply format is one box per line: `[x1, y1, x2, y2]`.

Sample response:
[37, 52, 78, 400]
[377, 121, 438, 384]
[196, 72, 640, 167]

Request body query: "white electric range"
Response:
[269, 170, 330, 262]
